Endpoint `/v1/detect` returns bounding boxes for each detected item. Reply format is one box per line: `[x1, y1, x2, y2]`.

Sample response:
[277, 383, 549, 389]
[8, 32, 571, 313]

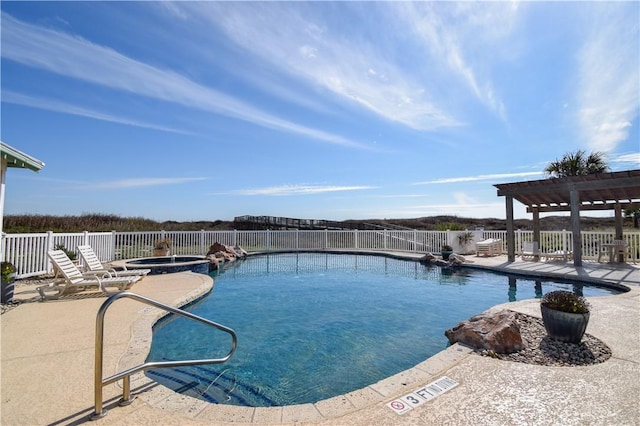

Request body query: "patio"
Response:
[1, 255, 639, 425]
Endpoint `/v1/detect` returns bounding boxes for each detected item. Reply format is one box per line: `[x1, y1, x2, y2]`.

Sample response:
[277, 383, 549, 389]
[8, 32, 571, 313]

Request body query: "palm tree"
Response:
[624, 208, 640, 228]
[544, 150, 609, 178]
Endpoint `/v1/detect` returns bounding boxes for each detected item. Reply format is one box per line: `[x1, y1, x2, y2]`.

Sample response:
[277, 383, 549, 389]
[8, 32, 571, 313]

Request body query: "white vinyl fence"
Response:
[2, 229, 639, 278]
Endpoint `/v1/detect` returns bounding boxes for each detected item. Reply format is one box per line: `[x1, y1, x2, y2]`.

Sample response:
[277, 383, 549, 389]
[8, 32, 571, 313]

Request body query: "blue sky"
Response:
[1, 1, 639, 222]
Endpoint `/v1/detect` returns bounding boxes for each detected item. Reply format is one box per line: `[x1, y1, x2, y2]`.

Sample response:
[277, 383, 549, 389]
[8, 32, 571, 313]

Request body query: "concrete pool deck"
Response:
[1, 254, 639, 425]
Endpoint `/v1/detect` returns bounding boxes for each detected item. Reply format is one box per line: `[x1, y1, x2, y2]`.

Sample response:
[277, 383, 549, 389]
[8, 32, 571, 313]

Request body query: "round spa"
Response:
[123, 255, 211, 275]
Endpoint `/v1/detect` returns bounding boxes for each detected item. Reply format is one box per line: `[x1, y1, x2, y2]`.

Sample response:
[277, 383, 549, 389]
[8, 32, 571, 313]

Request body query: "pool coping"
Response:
[121, 250, 639, 424]
[113, 255, 211, 271]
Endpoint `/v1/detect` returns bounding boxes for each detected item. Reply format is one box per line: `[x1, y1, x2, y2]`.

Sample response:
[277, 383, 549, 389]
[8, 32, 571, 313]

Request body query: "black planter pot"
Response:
[541, 304, 590, 343]
[441, 251, 453, 260]
[1, 274, 16, 304]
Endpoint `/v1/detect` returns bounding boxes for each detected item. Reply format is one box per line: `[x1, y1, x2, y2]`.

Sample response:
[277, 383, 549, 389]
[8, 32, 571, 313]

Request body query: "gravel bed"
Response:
[476, 311, 612, 367]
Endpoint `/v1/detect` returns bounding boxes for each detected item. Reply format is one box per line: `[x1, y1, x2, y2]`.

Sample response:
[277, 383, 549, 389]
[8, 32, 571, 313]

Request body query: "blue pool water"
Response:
[146, 253, 622, 407]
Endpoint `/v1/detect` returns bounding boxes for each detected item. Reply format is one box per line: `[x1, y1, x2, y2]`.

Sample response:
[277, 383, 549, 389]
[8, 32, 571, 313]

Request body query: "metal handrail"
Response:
[90, 291, 237, 420]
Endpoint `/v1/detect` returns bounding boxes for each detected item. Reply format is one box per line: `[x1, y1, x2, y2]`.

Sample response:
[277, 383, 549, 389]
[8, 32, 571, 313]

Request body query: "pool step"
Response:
[146, 364, 277, 406]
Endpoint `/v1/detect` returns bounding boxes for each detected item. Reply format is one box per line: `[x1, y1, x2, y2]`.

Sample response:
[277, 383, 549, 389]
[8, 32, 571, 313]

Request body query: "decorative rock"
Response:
[449, 253, 467, 263]
[421, 252, 471, 268]
[445, 310, 524, 354]
[205, 243, 247, 270]
[419, 253, 437, 263]
[207, 242, 231, 256]
[232, 246, 248, 257]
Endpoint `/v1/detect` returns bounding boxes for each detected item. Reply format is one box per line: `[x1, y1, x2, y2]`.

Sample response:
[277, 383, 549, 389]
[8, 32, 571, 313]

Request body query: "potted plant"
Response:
[457, 231, 475, 254]
[441, 244, 454, 260]
[540, 290, 590, 343]
[153, 238, 171, 256]
[1, 261, 16, 304]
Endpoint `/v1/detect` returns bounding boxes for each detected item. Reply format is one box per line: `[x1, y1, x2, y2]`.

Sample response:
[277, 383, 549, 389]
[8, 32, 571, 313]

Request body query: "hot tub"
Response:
[123, 255, 211, 275]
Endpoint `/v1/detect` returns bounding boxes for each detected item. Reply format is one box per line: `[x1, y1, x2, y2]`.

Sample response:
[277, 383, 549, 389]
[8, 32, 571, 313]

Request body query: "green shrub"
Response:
[54, 244, 77, 261]
[541, 290, 590, 314]
[1, 262, 16, 281]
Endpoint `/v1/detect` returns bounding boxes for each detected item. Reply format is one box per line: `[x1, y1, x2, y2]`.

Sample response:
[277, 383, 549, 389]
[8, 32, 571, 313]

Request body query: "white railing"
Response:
[2, 229, 639, 278]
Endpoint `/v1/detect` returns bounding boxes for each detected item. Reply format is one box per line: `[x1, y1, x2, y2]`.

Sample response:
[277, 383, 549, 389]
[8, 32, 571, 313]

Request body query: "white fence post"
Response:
[413, 230, 417, 252]
[46, 231, 54, 252]
[46, 231, 54, 274]
[266, 229, 271, 252]
[111, 231, 117, 261]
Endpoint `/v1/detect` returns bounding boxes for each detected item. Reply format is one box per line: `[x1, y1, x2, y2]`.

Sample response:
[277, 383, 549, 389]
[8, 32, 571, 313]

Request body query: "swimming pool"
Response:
[146, 252, 622, 407]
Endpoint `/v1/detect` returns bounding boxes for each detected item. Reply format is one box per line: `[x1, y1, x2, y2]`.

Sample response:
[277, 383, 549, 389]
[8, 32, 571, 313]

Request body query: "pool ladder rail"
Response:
[90, 291, 238, 420]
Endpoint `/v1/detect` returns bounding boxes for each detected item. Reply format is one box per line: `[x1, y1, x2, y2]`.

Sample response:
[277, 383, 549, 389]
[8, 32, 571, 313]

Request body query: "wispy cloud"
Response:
[392, 2, 518, 121]
[18, 176, 208, 190]
[1, 12, 367, 150]
[181, 3, 460, 131]
[611, 152, 640, 166]
[2, 91, 194, 135]
[225, 184, 376, 196]
[414, 171, 543, 185]
[91, 177, 208, 189]
[575, 4, 639, 152]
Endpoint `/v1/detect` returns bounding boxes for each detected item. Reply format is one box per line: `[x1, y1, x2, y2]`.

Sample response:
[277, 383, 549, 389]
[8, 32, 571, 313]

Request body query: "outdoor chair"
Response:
[521, 241, 539, 261]
[597, 240, 628, 263]
[37, 250, 141, 300]
[625, 244, 638, 264]
[541, 250, 572, 262]
[77, 245, 151, 278]
[475, 239, 502, 257]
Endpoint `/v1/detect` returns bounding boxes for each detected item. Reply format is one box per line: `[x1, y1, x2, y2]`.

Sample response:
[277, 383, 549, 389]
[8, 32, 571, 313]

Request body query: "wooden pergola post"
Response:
[532, 207, 540, 261]
[569, 188, 582, 266]
[614, 203, 624, 262]
[506, 196, 515, 262]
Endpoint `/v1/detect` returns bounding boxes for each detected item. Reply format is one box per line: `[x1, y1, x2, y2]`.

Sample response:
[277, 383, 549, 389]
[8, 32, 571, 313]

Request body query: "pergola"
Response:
[1, 142, 45, 243]
[494, 169, 640, 266]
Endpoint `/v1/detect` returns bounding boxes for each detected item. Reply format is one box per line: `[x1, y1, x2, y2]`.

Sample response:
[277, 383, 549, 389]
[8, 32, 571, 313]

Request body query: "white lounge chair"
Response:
[77, 245, 150, 278]
[542, 250, 572, 262]
[37, 250, 141, 300]
[475, 239, 502, 257]
[521, 241, 539, 261]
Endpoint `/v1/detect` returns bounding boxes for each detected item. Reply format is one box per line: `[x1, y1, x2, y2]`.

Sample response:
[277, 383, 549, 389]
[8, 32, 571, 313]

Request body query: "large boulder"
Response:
[206, 243, 248, 269]
[207, 242, 231, 256]
[445, 310, 523, 354]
